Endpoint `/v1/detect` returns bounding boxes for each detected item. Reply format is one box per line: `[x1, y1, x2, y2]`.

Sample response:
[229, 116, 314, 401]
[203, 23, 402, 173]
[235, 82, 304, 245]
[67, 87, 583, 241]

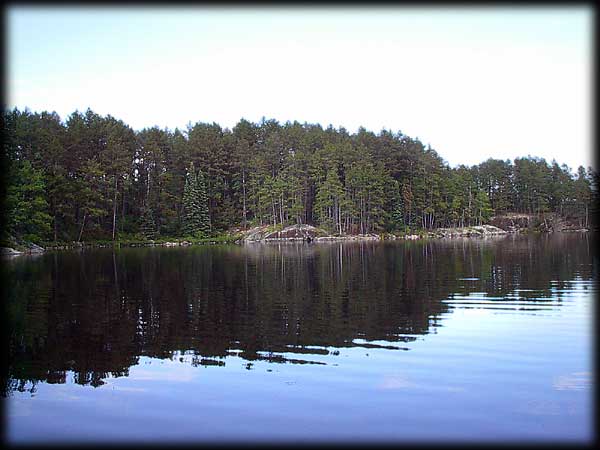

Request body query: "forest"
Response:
[2, 107, 597, 244]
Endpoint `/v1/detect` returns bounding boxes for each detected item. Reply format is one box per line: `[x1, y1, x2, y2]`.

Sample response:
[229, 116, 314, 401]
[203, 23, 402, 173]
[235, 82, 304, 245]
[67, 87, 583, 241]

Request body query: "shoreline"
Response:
[1, 224, 591, 256]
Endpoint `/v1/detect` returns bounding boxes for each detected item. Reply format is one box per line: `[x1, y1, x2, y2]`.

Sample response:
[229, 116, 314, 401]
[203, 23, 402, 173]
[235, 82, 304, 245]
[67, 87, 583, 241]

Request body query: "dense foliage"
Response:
[2, 107, 597, 243]
[182, 162, 210, 238]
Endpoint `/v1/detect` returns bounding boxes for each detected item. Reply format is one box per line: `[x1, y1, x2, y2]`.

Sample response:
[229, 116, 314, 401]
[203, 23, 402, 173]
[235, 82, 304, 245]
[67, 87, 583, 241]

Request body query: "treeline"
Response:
[2, 107, 597, 243]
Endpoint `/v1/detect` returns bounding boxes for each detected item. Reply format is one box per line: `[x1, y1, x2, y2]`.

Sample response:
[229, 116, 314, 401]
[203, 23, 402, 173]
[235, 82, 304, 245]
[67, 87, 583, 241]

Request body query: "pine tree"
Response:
[182, 163, 210, 238]
[139, 206, 157, 239]
[5, 160, 52, 243]
[4, 106, 599, 239]
[391, 182, 405, 232]
[196, 169, 211, 235]
[473, 190, 493, 226]
[315, 167, 345, 233]
[182, 166, 199, 236]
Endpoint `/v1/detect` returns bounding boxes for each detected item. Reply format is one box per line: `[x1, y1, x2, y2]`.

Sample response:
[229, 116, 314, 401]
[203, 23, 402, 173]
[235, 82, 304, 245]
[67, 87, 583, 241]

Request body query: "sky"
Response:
[6, 6, 594, 171]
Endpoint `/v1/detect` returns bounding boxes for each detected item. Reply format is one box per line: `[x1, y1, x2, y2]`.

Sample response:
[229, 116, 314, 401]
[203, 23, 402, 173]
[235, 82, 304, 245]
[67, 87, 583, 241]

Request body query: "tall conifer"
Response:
[182, 163, 210, 238]
[140, 206, 157, 239]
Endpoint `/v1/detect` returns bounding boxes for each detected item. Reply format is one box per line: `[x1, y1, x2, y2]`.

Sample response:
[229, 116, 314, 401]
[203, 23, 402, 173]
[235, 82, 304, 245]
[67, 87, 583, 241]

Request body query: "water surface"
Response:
[3, 234, 595, 444]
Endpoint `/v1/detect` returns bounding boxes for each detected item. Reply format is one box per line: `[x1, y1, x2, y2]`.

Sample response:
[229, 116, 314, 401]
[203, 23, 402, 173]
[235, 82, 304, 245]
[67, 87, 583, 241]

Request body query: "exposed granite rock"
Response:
[243, 224, 328, 242]
[1, 242, 45, 255]
[429, 225, 507, 238]
[1, 247, 23, 256]
[241, 224, 380, 243]
[241, 224, 511, 243]
[242, 226, 274, 242]
[314, 233, 380, 242]
[25, 242, 46, 253]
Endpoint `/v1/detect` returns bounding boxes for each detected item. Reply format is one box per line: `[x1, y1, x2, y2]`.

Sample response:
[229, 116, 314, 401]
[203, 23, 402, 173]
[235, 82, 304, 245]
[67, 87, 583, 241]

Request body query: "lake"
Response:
[3, 233, 595, 444]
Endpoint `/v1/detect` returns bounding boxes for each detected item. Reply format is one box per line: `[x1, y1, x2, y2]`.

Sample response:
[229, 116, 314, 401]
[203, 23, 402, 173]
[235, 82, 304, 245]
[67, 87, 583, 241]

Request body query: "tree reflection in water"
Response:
[3, 233, 595, 395]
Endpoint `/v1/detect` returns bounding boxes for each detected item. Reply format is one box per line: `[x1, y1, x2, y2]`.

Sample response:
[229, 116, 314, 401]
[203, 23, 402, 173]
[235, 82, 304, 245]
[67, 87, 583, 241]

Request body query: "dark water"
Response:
[3, 234, 596, 444]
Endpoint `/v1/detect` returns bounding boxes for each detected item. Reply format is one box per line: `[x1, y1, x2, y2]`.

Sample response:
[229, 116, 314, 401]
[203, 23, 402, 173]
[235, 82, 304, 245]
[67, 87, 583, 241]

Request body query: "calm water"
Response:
[3, 234, 596, 444]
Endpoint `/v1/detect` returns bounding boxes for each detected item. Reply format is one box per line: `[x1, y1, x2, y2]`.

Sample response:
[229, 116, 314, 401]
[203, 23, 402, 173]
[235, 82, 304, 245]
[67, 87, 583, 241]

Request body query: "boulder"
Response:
[242, 224, 328, 242]
[26, 242, 45, 253]
[239, 224, 385, 243]
[1, 247, 23, 255]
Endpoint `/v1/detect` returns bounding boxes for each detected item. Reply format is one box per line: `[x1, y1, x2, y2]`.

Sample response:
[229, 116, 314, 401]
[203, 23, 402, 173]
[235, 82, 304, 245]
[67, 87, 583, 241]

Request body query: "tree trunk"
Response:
[468, 185, 472, 220]
[78, 212, 87, 242]
[122, 188, 126, 232]
[242, 169, 247, 228]
[112, 176, 118, 241]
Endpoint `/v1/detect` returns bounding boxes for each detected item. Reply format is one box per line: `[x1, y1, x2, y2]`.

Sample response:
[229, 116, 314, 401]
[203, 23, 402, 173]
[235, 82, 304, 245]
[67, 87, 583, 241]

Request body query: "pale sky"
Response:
[6, 6, 594, 171]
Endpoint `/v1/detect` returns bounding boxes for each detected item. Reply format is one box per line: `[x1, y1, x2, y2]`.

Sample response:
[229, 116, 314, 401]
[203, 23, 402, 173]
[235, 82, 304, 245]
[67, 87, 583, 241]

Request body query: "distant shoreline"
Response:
[2, 223, 592, 257]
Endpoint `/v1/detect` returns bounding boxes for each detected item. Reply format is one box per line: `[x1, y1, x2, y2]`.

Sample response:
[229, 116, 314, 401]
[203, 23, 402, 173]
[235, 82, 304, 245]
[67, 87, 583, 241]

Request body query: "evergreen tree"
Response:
[390, 181, 405, 232]
[473, 190, 493, 225]
[346, 162, 387, 233]
[139, 206, 157, 239]
[314, 167, 345, 233]
[182, 164, 210, 238]
[589, 169, 600, 230]
[197, 169, 211, 235]
[573, 166, 592, 228]
[5, 160, 52, 243]
[3, 106, 598, 240]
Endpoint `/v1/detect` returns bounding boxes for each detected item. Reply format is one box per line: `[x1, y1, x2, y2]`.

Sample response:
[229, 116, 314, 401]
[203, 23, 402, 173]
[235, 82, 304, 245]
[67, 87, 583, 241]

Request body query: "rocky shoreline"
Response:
[239, 223, 510, 243]
[240, 224, 382, 243]
[1, 242, 46, 256]
[2, 218, 591, 256]
[235, 217, 590, 243]
[388, 224, 510, 240]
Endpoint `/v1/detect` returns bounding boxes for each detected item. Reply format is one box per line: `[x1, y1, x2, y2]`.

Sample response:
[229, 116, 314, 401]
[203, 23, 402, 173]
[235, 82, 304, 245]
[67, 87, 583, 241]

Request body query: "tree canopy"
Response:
[2, 107, 597, 243]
